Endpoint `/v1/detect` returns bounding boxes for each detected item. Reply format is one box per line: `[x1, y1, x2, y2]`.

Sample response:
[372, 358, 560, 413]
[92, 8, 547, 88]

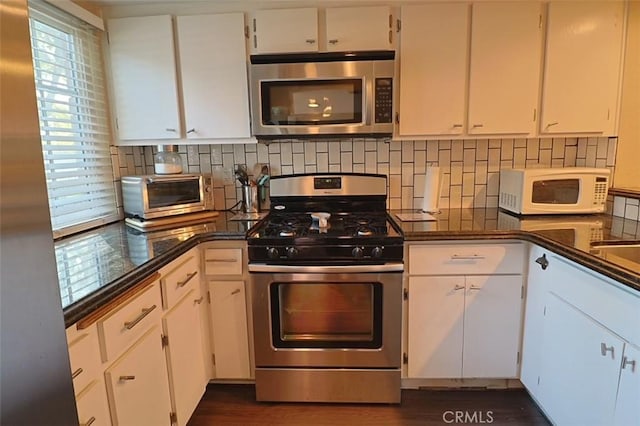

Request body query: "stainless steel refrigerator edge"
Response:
[0, 0, 78, 423]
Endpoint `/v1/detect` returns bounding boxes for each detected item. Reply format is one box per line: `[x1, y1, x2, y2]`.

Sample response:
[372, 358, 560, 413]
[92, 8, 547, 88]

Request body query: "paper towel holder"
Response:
[421, 164, 442, 214]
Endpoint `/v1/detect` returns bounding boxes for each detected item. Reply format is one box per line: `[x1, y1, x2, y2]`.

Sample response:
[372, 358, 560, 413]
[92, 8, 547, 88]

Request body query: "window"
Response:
[28, 0, 119, 238]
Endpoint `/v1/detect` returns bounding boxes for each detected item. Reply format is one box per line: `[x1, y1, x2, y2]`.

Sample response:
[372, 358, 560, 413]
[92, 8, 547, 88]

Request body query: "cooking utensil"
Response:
[235, 165, 249, 186]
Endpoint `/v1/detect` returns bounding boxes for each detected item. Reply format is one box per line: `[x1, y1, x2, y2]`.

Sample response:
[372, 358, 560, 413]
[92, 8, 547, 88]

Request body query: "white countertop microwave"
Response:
[499, 167, 610, 215]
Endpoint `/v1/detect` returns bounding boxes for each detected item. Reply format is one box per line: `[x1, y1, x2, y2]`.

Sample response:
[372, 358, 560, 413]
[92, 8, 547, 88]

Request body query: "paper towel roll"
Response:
[421, 166, 441, 213]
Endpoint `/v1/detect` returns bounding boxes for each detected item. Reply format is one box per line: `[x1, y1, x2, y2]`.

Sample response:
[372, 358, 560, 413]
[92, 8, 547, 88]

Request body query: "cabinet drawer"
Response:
[408, 243, 524, 275]
[162, 254, 199, 309]
[76, 379, 111, 426]
[68, 324, 102, 396]
[98, 283, 162, 362]
[204, 248, 242, 276]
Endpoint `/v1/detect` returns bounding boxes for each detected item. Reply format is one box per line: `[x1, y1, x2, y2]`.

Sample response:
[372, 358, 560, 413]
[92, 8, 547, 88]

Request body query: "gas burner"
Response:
[355, 218, 371, 226]
[279, 228, 296, 237]
[356, 227, 374, 236]
[283, 218, 300, 227]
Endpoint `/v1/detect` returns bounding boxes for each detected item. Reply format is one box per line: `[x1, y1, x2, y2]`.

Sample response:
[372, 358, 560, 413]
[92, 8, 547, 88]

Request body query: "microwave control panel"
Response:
[374, 78, 393, 124]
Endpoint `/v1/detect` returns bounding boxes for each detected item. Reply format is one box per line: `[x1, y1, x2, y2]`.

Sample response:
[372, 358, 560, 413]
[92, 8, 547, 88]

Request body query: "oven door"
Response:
[250, 264, 402, 369]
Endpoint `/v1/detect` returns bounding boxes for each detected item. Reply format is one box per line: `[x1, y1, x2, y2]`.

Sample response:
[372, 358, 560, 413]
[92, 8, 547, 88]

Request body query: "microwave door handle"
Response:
[364, 76, 372, 126]
[146, 176, 199, 183]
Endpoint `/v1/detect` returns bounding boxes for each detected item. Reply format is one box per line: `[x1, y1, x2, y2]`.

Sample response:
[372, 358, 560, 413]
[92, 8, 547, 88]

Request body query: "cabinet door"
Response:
[108, 16, 181, 141]
[468, 2, 542, 135]
[463, 275, 523, 378]
[541, 2, 624, 134]
[614, 343, 640, 426]
[252, 8, 318, 54]
[163, 290, 207, 426]
[398, 4, 469, 136]
[176, 14, 251, 140]
[325, 6, 391, 52]
[539, 293, 622, 426]
[105, 326, 172, 426]
[76, 379, 111, 426]
[209, 280, 250, 379]
[407, 276, 465, 378]
[520, 246, 549, 394]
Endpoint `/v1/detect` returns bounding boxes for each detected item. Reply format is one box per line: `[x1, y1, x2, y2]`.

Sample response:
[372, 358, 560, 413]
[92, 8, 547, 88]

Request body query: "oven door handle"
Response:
[248, 263, 404, 273]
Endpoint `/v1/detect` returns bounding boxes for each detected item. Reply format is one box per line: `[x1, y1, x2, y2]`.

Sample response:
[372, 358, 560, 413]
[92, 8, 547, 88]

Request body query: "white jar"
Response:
[154, 145, 182, 174]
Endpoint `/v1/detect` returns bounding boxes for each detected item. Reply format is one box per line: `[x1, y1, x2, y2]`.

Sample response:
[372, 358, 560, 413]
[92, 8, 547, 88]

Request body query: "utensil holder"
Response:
[242, 185, 258, 213]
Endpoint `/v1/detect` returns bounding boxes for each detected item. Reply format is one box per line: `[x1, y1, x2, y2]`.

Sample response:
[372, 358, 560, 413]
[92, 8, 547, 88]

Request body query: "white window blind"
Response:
[28, 0, 119, 238]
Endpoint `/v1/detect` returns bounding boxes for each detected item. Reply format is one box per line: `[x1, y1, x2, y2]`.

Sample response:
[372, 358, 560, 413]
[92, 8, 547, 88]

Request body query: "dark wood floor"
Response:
[188, 384, 550, 426]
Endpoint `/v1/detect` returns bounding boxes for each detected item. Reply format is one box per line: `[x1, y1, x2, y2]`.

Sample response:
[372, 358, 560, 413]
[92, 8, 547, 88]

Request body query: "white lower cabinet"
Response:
[105, 326, 172, 426]
[75, 379, 111, 426]
[406, 242, 525, 379]
[202, 242, 252, 380]
[209, 280, 251, 379]
[408, 275, 522, 378]
[522, 245, 640, 426]
[162, 289, 208, 426]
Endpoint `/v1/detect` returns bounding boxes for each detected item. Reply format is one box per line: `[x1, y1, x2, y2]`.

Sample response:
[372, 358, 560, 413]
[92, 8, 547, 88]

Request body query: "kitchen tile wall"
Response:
[115, 136, 617, 211]
[613, 196, 640, 221]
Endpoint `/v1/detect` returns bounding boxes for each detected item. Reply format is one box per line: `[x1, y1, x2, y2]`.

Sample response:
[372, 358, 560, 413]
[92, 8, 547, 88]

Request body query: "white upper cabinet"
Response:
[108, 15, 181, 141]
[176, 14, 251, 140]
[468, 2, 543, 135]
[251, 7, 392, 54]
[398, 4, 469, 136]
[325, 6, 392, 52]
[251, 8, 318, 53]
[541, 1, 625, 135]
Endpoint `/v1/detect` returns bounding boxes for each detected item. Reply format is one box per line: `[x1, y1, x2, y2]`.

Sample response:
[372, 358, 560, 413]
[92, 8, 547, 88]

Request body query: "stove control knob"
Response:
[352, 247, 364, 258]
[267, 247, 280, 259]
[286, 247, 299, 258]
[371, 246, 384, 258]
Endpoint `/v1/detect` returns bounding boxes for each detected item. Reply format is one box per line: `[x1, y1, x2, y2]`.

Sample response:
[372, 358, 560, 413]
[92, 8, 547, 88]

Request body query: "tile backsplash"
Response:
[115, 136, 617, 211]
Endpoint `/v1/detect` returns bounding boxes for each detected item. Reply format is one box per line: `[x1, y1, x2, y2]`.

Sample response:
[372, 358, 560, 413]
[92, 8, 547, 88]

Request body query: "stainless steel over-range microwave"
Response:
[249, 51, 395, 138]
[122, 174, 214, 220]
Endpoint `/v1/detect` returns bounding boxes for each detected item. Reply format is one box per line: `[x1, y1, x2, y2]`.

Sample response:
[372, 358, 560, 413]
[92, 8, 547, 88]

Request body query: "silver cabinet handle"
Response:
[622, 356, 636, 372]
[119, 375, 135, 381]
[469, 285, 482, 291]
[452, 124, 463, 128]
[194, 296, 204, 305]
[177, 271, 198, 288]
[454, 285, 465, 291]
[601, 343, 615, 358]
[535, 254, 549, 270]
[187, 128, 196, 134]
[207, 258, 238, 263]
[451, 254, 485, 260]
[124, 305, 156, 330]
[80, 417, 96, 426]
[71, 367, 83, 379]
[165, 128, 177, 132]
[305, 39, 316, 44]
[328, 39, 339, 44]
[231, 288, 241, 295]
[546, 122, 559, 128]
[472, 124, 484, 128]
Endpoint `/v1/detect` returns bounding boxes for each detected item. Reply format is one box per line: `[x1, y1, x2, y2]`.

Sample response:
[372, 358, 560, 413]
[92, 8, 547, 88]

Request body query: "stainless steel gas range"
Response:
[247, 173, 403, 403]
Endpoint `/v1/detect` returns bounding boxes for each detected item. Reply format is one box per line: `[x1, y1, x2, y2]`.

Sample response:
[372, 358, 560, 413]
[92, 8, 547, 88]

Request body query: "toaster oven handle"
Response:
[248, 263, 404, 273]
[146, 175, 199, 183]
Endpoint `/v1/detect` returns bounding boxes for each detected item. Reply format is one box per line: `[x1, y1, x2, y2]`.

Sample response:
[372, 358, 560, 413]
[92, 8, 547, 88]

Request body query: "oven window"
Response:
[147, 180, 201, 209]
[270, 282, 382, 349]
[531, 179, 579, 204]
[261, 79, 363, 126]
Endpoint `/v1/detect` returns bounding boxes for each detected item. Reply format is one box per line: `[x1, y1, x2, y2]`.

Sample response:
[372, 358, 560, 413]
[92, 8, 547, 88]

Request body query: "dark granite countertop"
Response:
[393, 208, 640, 293]
[59, 208, 640, 327]
[58, 211, 256, 326]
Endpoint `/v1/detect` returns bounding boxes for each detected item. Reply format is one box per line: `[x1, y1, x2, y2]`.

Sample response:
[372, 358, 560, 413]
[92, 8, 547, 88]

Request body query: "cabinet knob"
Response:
[622, 356, 636, 372]
[187, 128, 196, 134]
[305, 39, 316, 44]
[535, 254, 549, 270]
[119, 375, 136, 381]
[328, 39, 339, 44]
[454, 284, 465, 291]
[231, 288, 241, 296]
[600, 343, 615, 358]
[194, 296, 204, 305]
